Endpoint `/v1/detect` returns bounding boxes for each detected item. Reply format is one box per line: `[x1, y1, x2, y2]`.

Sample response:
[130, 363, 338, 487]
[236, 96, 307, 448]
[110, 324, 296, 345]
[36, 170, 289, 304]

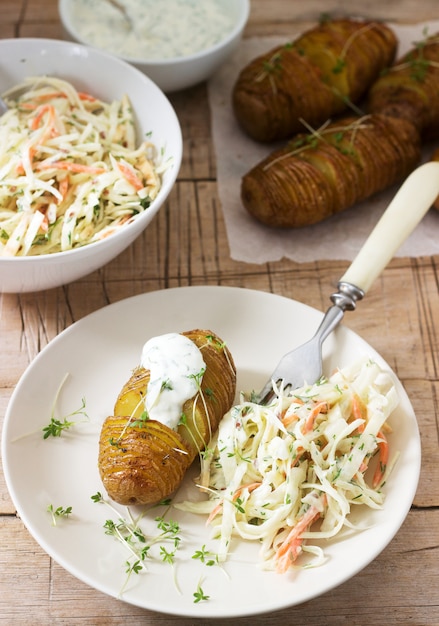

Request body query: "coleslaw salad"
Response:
[177, 358, 400, 574]
[0, 76, 164, 256]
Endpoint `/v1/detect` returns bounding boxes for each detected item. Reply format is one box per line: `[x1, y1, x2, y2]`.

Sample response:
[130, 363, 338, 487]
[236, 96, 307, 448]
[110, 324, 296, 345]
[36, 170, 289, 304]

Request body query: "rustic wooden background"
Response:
[1, 1, 439, 624]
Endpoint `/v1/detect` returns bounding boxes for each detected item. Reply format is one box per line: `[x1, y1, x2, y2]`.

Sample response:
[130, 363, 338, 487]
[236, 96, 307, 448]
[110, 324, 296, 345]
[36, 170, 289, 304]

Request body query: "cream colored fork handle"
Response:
[340, 161, 439, 294]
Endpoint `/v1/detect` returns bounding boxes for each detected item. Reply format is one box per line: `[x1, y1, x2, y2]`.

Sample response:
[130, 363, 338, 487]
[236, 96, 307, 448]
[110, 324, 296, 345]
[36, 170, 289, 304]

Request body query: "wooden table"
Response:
[1, 1, 438, 624]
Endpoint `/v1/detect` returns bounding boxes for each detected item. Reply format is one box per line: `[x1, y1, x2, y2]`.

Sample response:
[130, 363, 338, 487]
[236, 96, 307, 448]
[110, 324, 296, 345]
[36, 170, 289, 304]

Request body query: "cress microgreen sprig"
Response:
[130, 410, 150, 429]
[187, 367, 206, 388]
[11, 373, 89, 442]
[42, 398, 88, 439]
[91, 491, 220, 602]
[192, 545, 220, 567]
[42, 373, 89, 439]
[203, 333, 235, 376]
[47, 504, 73, 526]
[263, 115, 371, 172]
[381, 29, 439, 83]
[109, 395, 149, 447]
[193, 580, 210, 603]
[91, 491, 183, 595]
[330, 21, 376, 74]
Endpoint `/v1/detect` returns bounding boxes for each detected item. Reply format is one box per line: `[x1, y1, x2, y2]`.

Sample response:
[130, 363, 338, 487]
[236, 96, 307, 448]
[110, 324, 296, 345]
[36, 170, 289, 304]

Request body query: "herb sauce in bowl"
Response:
[65, 0, 236, 60]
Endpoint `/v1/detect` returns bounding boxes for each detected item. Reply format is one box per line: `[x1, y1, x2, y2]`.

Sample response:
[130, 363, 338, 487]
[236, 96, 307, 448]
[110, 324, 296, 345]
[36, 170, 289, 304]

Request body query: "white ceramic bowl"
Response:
[58, 0, 250, 92]
[0, 38, 182, 293]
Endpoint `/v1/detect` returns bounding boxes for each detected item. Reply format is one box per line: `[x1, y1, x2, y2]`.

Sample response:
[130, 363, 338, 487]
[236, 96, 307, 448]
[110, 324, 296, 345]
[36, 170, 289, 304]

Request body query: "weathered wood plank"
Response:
[247, 0, 439, 27]
[0, 509, 437, 625]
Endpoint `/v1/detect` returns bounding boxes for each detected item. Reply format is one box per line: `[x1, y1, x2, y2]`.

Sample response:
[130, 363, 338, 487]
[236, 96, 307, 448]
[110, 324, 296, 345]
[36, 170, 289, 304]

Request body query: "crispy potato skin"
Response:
[368, 33, 439, 138]
[99, 415, 191, 506]
[98, 329, 236, 505]
[232, 19, 397, 142]
[241, 114, 421, 228]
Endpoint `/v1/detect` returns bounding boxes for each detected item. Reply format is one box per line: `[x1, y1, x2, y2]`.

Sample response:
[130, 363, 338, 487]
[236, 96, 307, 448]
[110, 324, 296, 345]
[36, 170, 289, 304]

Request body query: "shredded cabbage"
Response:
[176, 358, 400, 573]
[0, 76, 165, 256]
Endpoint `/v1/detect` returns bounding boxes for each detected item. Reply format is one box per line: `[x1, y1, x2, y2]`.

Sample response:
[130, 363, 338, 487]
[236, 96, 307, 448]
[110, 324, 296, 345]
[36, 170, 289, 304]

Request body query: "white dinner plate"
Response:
[2, 286, 421, 618]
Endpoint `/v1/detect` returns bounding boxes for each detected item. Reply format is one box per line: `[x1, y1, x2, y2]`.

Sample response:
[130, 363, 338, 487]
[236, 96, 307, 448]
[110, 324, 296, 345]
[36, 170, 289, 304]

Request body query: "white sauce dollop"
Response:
[68, 0, 236, 60]
[141, 332, 206, 430]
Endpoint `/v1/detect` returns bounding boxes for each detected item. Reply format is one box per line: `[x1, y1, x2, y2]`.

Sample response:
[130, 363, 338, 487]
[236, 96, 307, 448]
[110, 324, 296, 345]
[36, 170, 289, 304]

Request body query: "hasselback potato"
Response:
[241, 114, 421, 228]
[368, 32, 439, 137]
[98, 329, 236, 505]
[232, 18, 397, 142]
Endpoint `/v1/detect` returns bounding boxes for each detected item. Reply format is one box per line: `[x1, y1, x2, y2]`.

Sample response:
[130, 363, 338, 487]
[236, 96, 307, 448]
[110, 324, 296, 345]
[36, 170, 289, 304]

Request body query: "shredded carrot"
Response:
[57, 177, 70, 199]
[352, 393, 367, 433]
[14, 105, 58, 175]
[352, 393, 365, 421]
[94, 228, 119, 241]
[301, 401, 328, 434]
[31, 104, 55, 131]
[275, 495, 326, 573]
[282, 397, 304, 428]
[17, 102, 39, 111]
[373, 430, 389, 488]
[206, 501, 223, 526]
[94, 216, 132, 240]
[29, 91, 67, 103]
[117, 162, 144, 190]
[291, 445, 305, 467]
[282, 413, 299, 428]
[206, 482, 262, 526]
[78, 91, 98, 102]
[232, 482, 261, 500]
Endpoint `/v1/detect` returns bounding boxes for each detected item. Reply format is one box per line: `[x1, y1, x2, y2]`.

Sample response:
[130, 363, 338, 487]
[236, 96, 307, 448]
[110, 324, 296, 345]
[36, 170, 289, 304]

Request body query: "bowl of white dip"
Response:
[59, 0, 250, 92]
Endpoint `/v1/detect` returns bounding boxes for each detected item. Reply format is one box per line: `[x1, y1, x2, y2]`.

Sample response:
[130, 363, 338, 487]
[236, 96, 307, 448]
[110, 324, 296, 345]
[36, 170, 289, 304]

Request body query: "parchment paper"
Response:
[208, 21, 439, 264]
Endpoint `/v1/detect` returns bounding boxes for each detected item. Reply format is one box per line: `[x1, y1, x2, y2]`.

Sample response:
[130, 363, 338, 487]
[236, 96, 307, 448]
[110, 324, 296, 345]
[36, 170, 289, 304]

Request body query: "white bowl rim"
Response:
[59, 0, 250, 65]
[0, 36, 183, 264]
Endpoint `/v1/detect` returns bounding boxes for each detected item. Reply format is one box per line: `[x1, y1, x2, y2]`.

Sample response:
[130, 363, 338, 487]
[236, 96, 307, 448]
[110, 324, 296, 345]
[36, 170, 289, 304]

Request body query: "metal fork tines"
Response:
[255, 282, 364, 405]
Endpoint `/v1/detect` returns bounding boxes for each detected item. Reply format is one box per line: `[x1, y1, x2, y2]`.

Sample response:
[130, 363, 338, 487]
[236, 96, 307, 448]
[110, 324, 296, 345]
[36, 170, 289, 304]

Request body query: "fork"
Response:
[0, 79, 55, 116]
[256, 161, 439, 405]
[0, 96, 8, 116]
[0, 85, 30, 115]
[0, 82, 32, 115]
